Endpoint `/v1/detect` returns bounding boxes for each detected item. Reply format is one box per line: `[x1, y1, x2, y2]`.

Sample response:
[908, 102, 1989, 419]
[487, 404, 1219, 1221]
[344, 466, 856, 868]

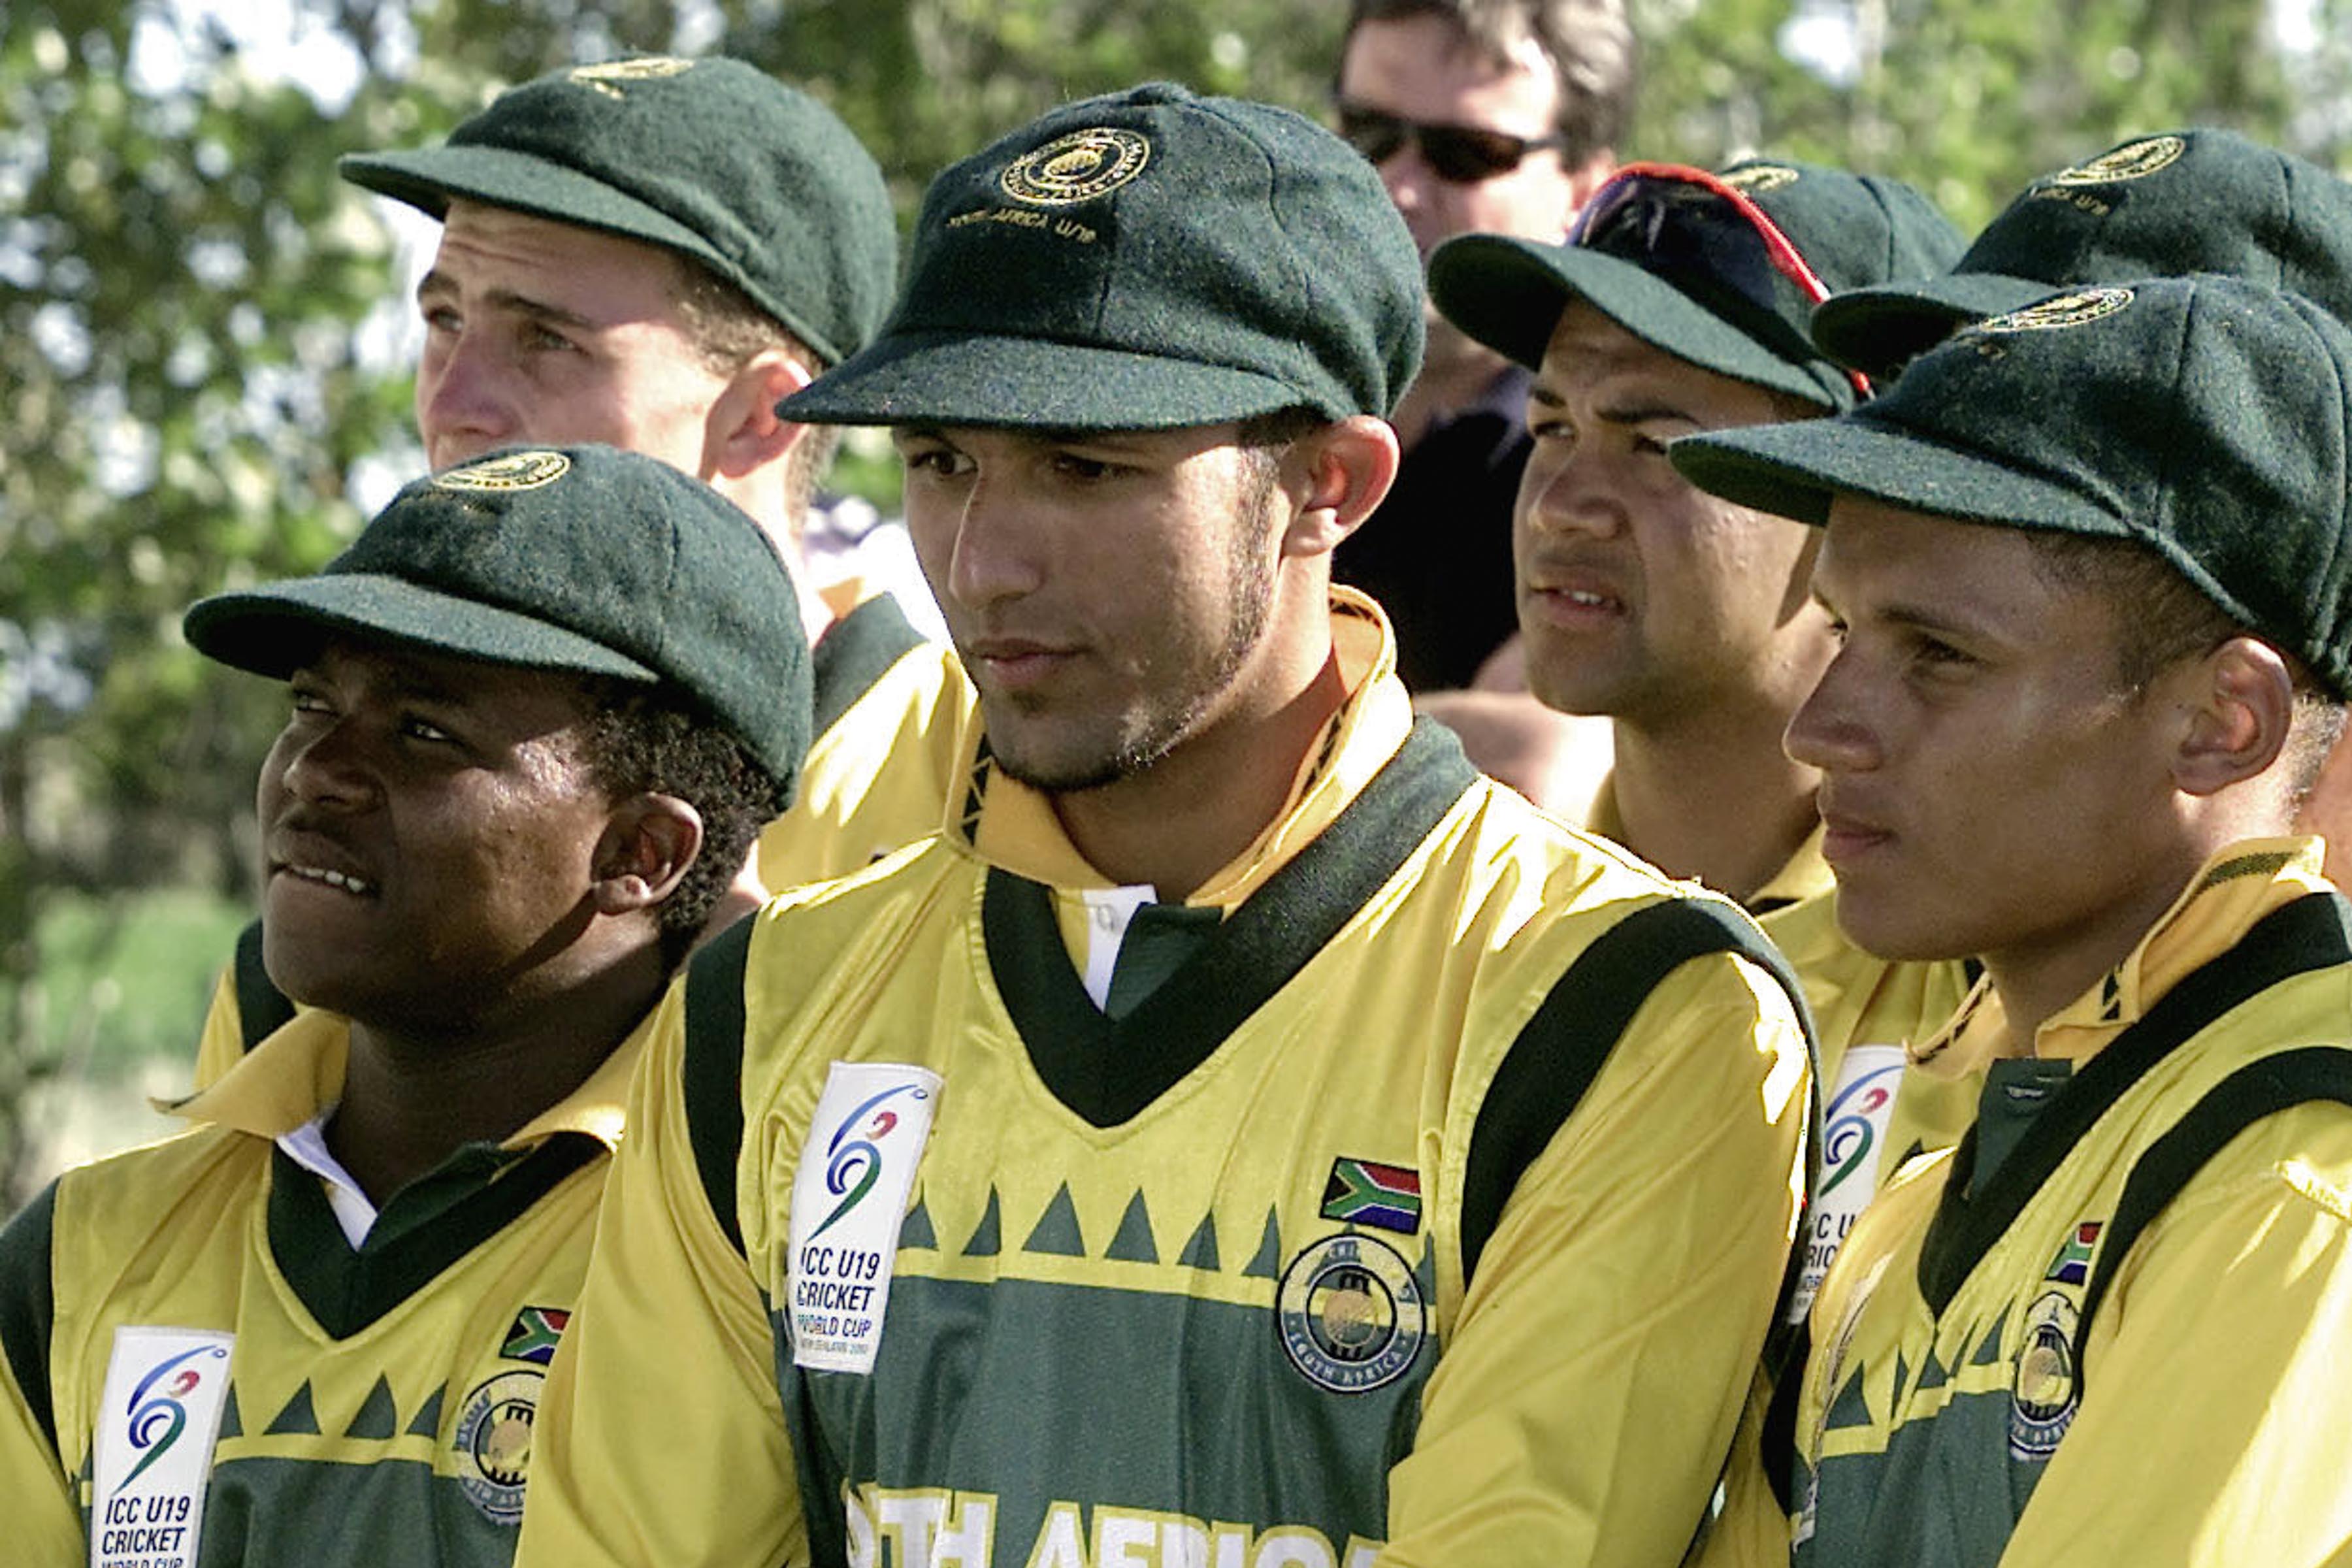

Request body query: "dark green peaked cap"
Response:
[1428, 157, 1963, 412]
[777, 82, 1425, 431]
[184, 444, 812, 787]
[1812, 129, 2352, 381]
[340, 56, 896, 367]
[1671, 277, 2352, 698]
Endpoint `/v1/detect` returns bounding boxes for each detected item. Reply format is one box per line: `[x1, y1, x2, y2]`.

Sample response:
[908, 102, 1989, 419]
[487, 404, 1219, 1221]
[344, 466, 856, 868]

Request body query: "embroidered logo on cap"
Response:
[434, 449, 571, 493]
[569, 57, 695, 99]
[2044, 135, 2187, 188]
[1000, 128, 1152, 206]
[1972, 287, 2135, 335]
[1722, 163, 1800, 195]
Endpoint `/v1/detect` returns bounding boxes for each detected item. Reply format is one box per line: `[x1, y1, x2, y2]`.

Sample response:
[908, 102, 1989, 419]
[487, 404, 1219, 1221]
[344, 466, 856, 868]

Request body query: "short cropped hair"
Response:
[2027, 531, 2349, 802]
[1342, 0, 1638, 163]
[667, 256, 847, 536]
[578, 678, 794, 968]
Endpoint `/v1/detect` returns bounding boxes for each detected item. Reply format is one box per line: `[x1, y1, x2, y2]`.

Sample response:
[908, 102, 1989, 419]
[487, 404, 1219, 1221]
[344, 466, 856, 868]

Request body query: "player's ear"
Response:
[1277, 415, 1401, 559]
[2171, 634, 2295, 797]
[703, 349, 817, 483]
[591, 794, 705, 915]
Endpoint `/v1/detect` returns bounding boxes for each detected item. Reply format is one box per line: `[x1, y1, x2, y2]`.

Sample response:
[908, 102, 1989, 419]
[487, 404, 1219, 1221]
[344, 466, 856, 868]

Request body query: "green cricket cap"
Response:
[1671, 276, 2352, 696]
[184, 444, 812, 785]
[1812, 129, 2352, 381]
[1428, 157, 1964, 412]
[340, 56, 896, 367]
[776, 82, 1424, 431]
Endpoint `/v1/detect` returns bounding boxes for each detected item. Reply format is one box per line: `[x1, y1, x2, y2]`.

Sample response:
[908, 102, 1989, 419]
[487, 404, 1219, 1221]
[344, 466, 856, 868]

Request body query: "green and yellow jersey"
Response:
[0, 1009, 641, 1567]
[519, 591, 1815, 1568]
[751, 583, 971, 889]
[190, 588, 970, 1087]
[1584, 782, 1978, 1277]
[1785, 841, 2352, 1567]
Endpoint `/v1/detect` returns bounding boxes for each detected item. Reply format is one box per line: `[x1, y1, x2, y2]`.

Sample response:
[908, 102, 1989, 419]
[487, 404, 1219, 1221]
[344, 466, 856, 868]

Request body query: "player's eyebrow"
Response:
[415, 269, 600, 332]
[1526, 382, 1699, 427]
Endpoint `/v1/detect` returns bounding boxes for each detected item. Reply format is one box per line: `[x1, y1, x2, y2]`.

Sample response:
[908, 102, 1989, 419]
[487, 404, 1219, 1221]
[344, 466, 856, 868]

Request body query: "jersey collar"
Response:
[1916, 836, 2330, 1073]
[165, 1006, 645, 1152]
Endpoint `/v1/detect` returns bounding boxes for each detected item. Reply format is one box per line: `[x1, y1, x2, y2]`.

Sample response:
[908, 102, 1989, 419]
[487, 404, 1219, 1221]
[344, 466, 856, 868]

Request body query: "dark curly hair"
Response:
[576, 678, 794, 968]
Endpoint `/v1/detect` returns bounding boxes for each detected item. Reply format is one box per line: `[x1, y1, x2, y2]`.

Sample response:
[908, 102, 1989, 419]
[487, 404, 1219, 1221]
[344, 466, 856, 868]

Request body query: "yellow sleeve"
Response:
[514, 976, 807, 1567]
[1682, 1365, 1796, 1568]
[755, 644, 968, 889]
[1998, 1129, 2352, 1567]
[1384, 955, 1811, 1567]
[0, 1188, 90, 1567]
[191, 963, 243, 1091]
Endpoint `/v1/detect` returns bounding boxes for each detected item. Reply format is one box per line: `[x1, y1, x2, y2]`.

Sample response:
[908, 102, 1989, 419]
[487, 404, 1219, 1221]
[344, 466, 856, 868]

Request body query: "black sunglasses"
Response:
[1334, 103, 1564, 184]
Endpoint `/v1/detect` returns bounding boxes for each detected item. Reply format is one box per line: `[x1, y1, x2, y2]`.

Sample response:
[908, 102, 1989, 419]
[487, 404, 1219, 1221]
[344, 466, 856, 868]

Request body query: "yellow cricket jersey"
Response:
[1584, 781, 1978, 1271]
[1582, 795, 1974, 1568]
[752, 585, 972, 889]
[518, 590, 1816, 1568]
[1784, 840, 2352, 1567]
[189, 589, 971, 1088]
[0, 1009, 642, 1567]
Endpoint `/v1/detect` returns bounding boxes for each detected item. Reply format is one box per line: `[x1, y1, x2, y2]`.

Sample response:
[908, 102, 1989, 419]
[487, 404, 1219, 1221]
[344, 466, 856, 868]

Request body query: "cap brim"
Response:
[1809, 272, 2064, 376]
[340, 146, 720, 275]
[777, 332, 1322, 431]
[1669, 412, 2134, 539]
[184, 574, 661, 684]
[1429, 235, 1838, 407]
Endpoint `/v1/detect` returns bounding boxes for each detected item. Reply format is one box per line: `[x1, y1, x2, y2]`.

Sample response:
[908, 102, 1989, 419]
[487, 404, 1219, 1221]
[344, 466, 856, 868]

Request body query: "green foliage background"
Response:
[3, 0, 2347, 1205]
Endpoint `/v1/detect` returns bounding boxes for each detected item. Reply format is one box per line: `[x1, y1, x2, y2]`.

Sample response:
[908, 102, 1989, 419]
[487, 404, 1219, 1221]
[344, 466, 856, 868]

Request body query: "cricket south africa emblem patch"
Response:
[1972, 287, 2135, 335]
[2009, 1290, 2081, 1462]
[433, 449, 570, 493]
[2044, 135, 2187, 186]
[453, 1369, 542, 1524]
[1000, 128, 1152, 206]
[1277, 1232, 1427, 1394]
[1721, 163, 1800, 195]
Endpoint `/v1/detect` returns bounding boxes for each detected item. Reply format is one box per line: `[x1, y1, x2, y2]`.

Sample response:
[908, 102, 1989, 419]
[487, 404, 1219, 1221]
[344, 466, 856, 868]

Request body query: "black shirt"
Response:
[1334, 366, 1531, 692]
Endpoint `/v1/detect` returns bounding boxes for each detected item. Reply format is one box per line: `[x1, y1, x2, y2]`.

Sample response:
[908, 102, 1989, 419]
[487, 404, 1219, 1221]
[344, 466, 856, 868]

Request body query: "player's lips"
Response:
[1815, 798, 1895, 865]
[266, 833, 381, 898]
[1520, 561, 1630, 629]
[961, 634, 1081, 692]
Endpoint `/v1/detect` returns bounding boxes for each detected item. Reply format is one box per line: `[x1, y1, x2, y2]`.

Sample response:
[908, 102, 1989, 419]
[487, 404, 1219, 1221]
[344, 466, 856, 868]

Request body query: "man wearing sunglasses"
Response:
[1429, 161, 1980, 1301]
[1331, 0, 1632, 693]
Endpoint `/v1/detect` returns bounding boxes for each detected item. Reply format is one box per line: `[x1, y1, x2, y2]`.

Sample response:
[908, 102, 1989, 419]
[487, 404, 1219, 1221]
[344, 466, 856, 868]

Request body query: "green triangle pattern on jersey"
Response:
[962, 1188, 1003, 1257]
[1177, 1213, 1221, 1271]
[1105, 1194, 1158, 1263]
[1243, 1209, 1282, 1280]
[265, 1382, 321, 1436]
[404, 1384, 445, 1439]
[1824, 1367, 1876, 1432]
[344, 1375, 399, 1439]
[1022, 1184, 1086, 1257]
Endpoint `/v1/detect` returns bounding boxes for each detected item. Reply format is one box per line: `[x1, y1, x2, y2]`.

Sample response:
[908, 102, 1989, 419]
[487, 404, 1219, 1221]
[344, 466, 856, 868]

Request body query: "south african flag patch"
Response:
[1320, 1157, 1422, 1235]
[499, 1305, 573, 1365]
